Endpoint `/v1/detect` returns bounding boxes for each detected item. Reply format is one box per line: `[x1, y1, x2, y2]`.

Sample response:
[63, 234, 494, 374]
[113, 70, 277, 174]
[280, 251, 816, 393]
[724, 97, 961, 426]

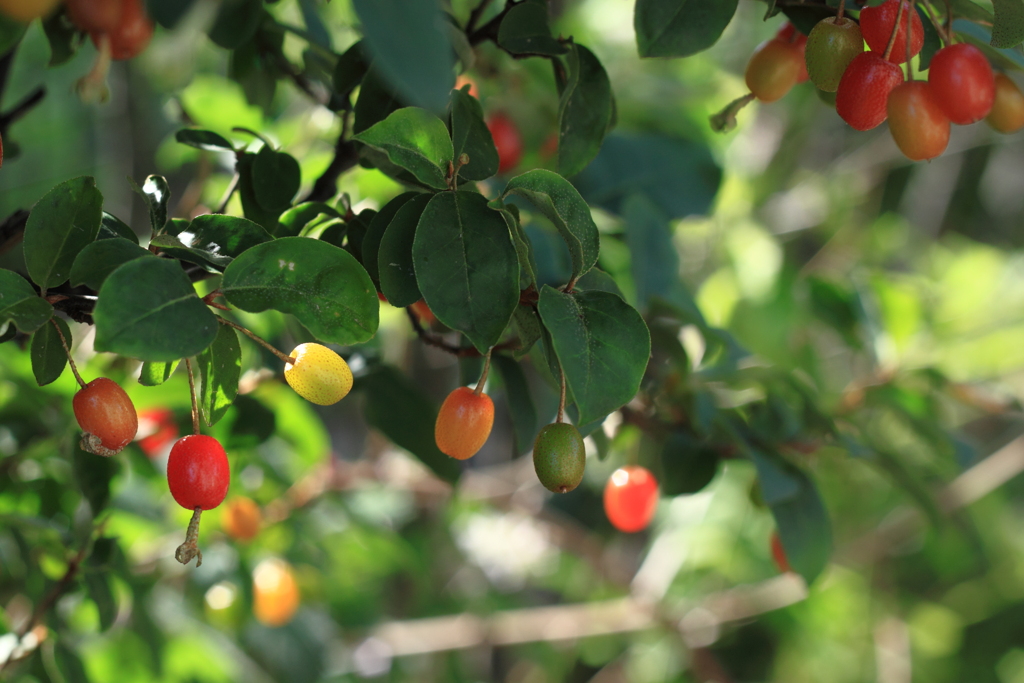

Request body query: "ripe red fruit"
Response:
[66, 0, 122, 34]
[859, 0, 924, 65]
[136, 408, 178, 458]
[887, 80, 950, 160]
[745, 39, 803, 103]
[167, 435, 230, 511]
[771, 532, 792, 573]
[486, 113, 522, 175]
[928, 43, 995, 125]
[435, 386, 494, 460]
[91, 0, 153, 61]
[73, 377, 138, 457]
[988, 72, 1024, 134]
[603, 465, 659, 533]
[836, 52, 904, 130]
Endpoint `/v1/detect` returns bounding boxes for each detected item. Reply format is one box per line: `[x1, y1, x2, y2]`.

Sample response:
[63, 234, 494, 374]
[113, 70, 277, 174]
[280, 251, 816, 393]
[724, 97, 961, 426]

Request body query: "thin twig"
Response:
[405, 307, 520, 357]
[216, 316, 294, 365]
[303, 119, 359, 203]
[215, 172, 239, 214]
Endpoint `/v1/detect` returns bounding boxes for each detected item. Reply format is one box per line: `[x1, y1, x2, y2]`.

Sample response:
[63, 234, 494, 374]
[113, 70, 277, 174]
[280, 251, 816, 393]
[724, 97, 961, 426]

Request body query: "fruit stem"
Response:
[51, 319, 86, 389]
[905, 2, 914, 79]
[216, 316, 295, 365]
[185, 357, 200, 435]
[174, 507, 204, 567]
[556, 366, 567, 424]
[837, 0, 845, 20]
[883, 0, 907, 62]
[474, 348, 492, 396]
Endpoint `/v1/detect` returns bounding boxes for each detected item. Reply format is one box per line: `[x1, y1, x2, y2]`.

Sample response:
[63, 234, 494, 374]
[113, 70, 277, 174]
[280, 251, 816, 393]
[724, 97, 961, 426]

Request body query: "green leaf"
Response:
[139, 360, 180, 386]
[151, 214, 273, 272]
[413, 191, 520, 352]
[129, 174, 171, 233]
[952, 19, 1024, 70]
[55, 641, 91, 683]
[634, 0, 739, 57]
[175, 128, 235, 152]
[73, 443, 119, 513]
[333, 40, 369, 98]
[916, 6, 942, 69]
[148, 0, 197, 28]
[221, 237, 379, 345]
[98, 212, 139, 243]
[279, 202, 343, 238]
[0, 269, 53, 334]
[503, 169, 600, 283]
[0, 14, 26, 58]
[494, 355, 538, 456]
[537, 286, 650, 425]
[93, 258, 219, 362]
[69, 238, 154, 290]
[362, 193, 418, 284]
[498, 0, 569, 56]
[992, 0, 1024, 48]
[660, 432, 719, 495]
[360, 365, 460, 483]
[209, 0, 264, 49]
[497, 205, 538, 289]
[237, 152, 283, 235]
[85, 572, 117, 631]
[198, 324, 241, 426]
[353, 107, 454, 190]
[24, 176, 104, 289]
[622, 193, 678, 308]
[378, 194, 431, 307]
[573, 132, 722, 219]
[31, 318, 70, 386]
[512, 304, 543, 358]
[557, 43, 613, 178]
[352, 0, 455, 114]
[450, 87, 500, 181]
[252, 145, 301, 212]
[353, 69, 406, 134]
[42, 10, 81, 66]
[149, 234, 232, 272]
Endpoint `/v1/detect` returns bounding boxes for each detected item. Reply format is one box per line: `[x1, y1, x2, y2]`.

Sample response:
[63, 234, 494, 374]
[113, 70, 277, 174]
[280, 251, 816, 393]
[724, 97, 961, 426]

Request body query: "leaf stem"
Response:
[51, 318, 86, 389]
[475, 349, 492, 395]
[185, 357, 200, 435]
[174, 507, 204, 567]
[215, 316, 295, 365]
[883, 0, 907, 61]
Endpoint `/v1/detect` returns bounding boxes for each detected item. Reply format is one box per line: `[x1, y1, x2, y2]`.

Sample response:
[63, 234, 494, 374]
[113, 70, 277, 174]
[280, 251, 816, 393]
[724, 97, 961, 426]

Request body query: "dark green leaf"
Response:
[252, 145, 301, 212]
[494, 355, 538, 455]
[992, 0, 1024, 48]
[24, 176, 104, 289]
[622, 193, 678, 308]
[537, 286, 650, 425]
[209, 0, 264, 49]
[223, 394, 276, 449]
[498, 0, 568, 56]
[69, 238, 154, 290]
[352, 0, 455, 114]
[85, 572, 117, 631]
[353, 107, 454, 190]
[916, 5, 941, 69]
[279, 202, 343, 238]
[353, 69, 405, 134]
[93, 258, 219, 362]
[512, 304, 543, 358]
[413, 191, 519, 352]
[503, 169, 600, 283]
[149, 234, 233, 272]
[73, 443, 119, 513]
[497, 206, 538, 289]
[98, 212, 139, 243]
[0, 269, 53, 334]
[378, 194, 431, 307]
[152, 214, 273, 272]
[139, 360, 179, 386]
[42, 9, 82, 66]
[237, 152, 283, 234]
[450, 87, 500, 181]
[557, 43, 613, 178]
[147, 0, 197, 28]
[333, 40, 369, 97]
[660, 432, 718, 495]
[780, 5, 840, 35]
[0, 14, 26, 58]
[221, 237, 379, 345]
[362, 193, 418, 284]
[198, 323, 241, 427]
[174, 128, 235, 152]
[55, 641, 91, 683]
[634, 0, 739, 57]
[360, 365, 460, 483]
[129, 175, 171, 233]
[574, 267, 624, 298]
[31, 318, 70, 386]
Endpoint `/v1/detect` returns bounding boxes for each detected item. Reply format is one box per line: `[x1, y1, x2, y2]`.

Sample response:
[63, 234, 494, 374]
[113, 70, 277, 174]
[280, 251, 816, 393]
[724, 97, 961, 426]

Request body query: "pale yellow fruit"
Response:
[284, 343, 353, 405]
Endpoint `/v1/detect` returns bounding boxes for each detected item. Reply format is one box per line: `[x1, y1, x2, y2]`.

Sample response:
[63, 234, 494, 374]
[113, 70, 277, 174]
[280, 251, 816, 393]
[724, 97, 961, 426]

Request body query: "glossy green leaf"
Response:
[0, 269, 53, 334]
[98, 212, 138, 243]
[198, 323, 241, 427]
[353, 69, 405, 134]
[42, 10, 80, 67]
[139, 359, 179, 386]
[494, 354, 538, 455]
[993, 0, 1024, 48]
[280, 202, 343, 238]
[151, 214, 273, 272]
[129, 175, 170, 233]
[623, 193, 678, 308]
[237, 152, 283, 234]
[450, 87, 500, 182]
[333, 40, 369, 97]
[69, 238, 154, 290]
[537, 286, 650, 425]
[512, 304, 543, 358]
[360, 365, 460, 483]
[149, 234, 232, 272]
[634, 0, 739, 57]
[221, 237, 379, 345]
[378, 194, 431, 307]
[916, 6, 941, 70]
[557, 44, 613, 178]
[353, 107, 454, 190]
[0, 15, 26, 58]
[252, 145, 301, 212]
[174, 128, 235, 152]
[497, 206, 538, 290]
[30, 318, 70, 387]
[413, 191, 519, 352]
[93, 258, 218, 362]
[352, 0, 455, 114]
[503, 169, 600, 283]
[24, 176, 103, 289]
[362, 193, 418, 284]
[498, 0, 568, 56]
[209, 0, 264, 49]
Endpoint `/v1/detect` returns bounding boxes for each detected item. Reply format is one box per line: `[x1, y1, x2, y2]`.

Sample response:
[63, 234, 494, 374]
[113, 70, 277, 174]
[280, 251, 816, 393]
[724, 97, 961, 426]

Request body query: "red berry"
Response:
[928, 43, 995, 125]
[91, 0, 153, 61]
[887, 80, 950, 160]
[167, 435, 230, 511]
[603, 466, 659, 533]
[860, 0, 924, 65]
[435, 386, 494, 460]
[836, 52, 904, 130]
[486, 113, 522, 175]
[745, 39, 803, 103]
[136, 408, 178, 458]
[771, 532, 792, 573]
[988, 72, 1024, 134]
[73, 377, 138, 457]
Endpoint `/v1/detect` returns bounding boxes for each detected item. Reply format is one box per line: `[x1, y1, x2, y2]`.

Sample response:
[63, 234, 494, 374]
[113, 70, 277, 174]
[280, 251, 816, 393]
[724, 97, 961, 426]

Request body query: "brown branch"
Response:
[406, 307, 521, 357]
[0, 209, 29, 255]
[303, 118, 359, 203]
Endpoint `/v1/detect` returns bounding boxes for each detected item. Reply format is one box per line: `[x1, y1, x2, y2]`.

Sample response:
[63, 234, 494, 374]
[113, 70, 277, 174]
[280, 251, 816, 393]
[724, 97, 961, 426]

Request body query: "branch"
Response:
[0, 208, 29, 254]
[303, 120, 360, 203]
[467, 0, 522, 46]
[405, 307, 521, 357]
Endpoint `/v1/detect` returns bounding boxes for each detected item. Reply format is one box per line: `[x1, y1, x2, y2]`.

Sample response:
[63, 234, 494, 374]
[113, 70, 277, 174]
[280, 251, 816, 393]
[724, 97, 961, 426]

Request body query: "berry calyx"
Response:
[284, 343, 353, 406]
[167, 435, 230, 511]
[91, 0, 153, 61]
[887, 80, 950, 161]
[859, 0, 924, 65]
[435, 386, 495, 460]
[603, 465, 659, 533]
[928, 43, 995, 125]
[532, 423, 586, 493]
[836, 52, 904, 131]
[805, 17, 864, 92]
[771, 532, 792, 573]
[73, 377, 139, 457]
[222, 496, 262, 542]
[987, 72, 1024, 134]
[745, 39, 803, 103]
[253, 558, 301, 627]
[486, 113, 522, 175]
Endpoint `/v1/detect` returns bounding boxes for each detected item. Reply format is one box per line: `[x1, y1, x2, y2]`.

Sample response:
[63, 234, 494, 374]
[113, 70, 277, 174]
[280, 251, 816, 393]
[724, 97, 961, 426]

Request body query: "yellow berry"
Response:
[283, 343, 353, 406]
[253, 558, 300, 627]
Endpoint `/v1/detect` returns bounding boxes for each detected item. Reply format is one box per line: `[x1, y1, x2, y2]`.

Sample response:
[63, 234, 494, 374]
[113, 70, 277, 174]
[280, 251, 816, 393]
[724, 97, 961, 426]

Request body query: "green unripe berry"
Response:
[805, 16, 864, 93]
[532, 423, 586, 493]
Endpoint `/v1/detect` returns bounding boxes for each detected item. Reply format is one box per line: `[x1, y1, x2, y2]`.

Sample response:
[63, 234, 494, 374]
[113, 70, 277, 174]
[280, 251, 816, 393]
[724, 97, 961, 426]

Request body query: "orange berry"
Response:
[222, 496, 262, 541]
[987, 72, 1024, 134]
[253, 558, 300, 627]
[73, 377, 138, 456]
[434, 386, 494, 460]
[887, 80, 950, 161]
[745, 39, 803, 103]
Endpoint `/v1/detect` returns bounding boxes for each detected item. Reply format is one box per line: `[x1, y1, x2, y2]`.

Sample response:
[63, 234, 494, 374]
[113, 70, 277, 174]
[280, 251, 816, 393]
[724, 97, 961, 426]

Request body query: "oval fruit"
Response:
[67, 0, 122, 33]
[928, 43, 995, 125]
[284, 343, 353, 406]
[222, 496, 262, 541]
[988, 72, 1024, 133]
[435, 386, 494, 460]
[486, 113, 522, 175]
[745, 39, 803, 103]
[805, 17, 864, 92]
[92, 0, 153, 61]
[836, 51, 904, 131]
[167, 435, 230, 511]
[532, 423, 586, 493]
[603, 465, 659, 533]
[887, 80, 950, 161]
[253, 558, 300, 627]
[859, 0, 924, 64]
[0, 0, 61, 22]
[73, 377, 139, 456]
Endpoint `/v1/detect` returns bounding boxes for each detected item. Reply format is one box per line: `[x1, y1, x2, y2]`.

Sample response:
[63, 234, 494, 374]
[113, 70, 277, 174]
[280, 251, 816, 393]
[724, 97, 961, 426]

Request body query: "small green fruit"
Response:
[805, 16, 864, 92]
[532, 423, 586, 493]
